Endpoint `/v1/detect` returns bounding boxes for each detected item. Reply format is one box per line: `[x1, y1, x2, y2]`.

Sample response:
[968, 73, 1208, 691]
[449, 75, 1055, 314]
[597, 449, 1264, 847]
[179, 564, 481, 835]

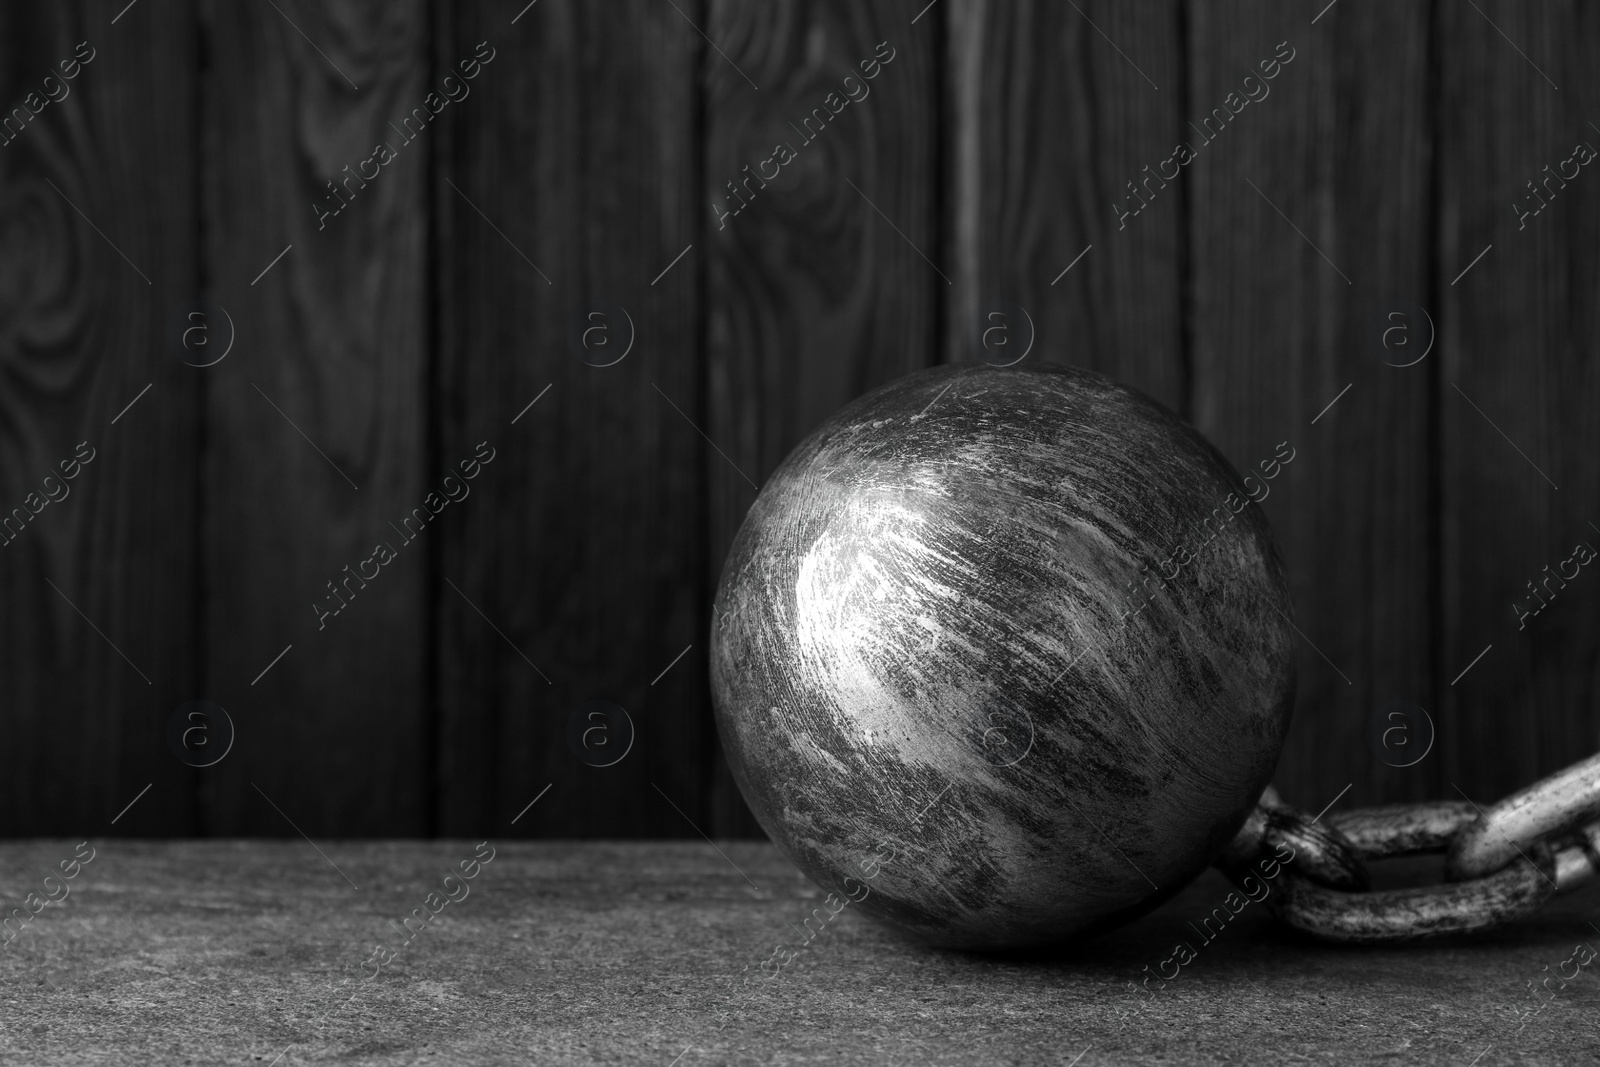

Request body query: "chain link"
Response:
[1216, 790, 1368, 892]
[1445, 752, 1600, 881]
[1327, 801, 1476, 857]
[1215, 752, 1600, 942]
[1554, 818, 1600, 892]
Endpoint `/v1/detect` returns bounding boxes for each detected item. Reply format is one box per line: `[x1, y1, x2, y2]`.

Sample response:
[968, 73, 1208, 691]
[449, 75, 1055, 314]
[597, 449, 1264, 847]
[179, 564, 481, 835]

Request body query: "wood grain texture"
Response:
[946, 0, 1186, 412]
[5, 1, 1598, 841]
[1188, 3, 1438, 811]
[1436, 1, 1600, 801]
[433, 0, 707, 837]
[200, 0, 432, 834]
[0, 1, 199, 835]
[703, 0, 943, 835]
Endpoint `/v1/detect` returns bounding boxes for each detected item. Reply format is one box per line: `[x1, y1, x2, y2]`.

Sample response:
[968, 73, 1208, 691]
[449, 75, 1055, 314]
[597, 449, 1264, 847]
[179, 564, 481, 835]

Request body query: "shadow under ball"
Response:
[710, 363, 1296, 950]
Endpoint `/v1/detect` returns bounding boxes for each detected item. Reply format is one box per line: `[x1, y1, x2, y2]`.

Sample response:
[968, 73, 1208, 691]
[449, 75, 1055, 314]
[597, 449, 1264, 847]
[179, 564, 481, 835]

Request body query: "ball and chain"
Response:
[1218, 753, 1600, 942]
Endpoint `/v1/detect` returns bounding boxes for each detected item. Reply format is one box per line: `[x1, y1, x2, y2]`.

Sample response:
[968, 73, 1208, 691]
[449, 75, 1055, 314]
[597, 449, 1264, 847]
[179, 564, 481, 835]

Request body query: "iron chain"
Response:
[1215, 753, 1600, 943]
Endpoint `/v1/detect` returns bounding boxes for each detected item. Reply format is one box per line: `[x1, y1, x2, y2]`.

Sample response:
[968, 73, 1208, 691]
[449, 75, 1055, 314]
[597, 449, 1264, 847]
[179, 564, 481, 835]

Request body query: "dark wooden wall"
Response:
[1, 0, 1595, 838]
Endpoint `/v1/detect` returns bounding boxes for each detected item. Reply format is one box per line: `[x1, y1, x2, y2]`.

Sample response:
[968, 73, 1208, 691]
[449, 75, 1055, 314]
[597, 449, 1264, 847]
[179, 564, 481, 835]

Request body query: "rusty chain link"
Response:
[1215, 752, 1600, 943]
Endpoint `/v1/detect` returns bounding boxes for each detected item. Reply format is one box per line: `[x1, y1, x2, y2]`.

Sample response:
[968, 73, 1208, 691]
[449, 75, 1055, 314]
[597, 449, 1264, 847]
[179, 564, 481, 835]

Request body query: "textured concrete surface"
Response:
[0, 840, 1596, 1065]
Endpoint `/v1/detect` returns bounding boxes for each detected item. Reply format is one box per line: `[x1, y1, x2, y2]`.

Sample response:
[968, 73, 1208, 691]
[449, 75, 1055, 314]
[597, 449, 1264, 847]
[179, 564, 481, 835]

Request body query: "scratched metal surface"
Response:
[710, 363, 1297, 948]
[0, 841, 1595, 1065]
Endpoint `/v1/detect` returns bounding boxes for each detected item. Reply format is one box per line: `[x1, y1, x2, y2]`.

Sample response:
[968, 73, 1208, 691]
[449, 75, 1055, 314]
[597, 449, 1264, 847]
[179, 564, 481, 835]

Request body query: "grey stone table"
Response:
[1, 840, 1595, 1065]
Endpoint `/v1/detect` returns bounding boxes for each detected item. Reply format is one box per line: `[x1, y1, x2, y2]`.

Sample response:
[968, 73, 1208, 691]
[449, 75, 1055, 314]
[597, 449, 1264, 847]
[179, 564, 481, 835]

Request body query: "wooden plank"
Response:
[434, 0, 707, 836]
[1437, 2, 1599, 801]
[1188, 3, 1437, 809]
[947, 0, 1186, 411]
[201, 0, 432, 834]
[703, 0, 944, 834]
[0, 2, 199, 835]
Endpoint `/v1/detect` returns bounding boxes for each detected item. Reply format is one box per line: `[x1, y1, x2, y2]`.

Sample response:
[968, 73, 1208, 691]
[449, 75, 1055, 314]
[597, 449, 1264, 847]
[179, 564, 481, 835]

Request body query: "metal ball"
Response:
[710, 362, 1295, 949]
